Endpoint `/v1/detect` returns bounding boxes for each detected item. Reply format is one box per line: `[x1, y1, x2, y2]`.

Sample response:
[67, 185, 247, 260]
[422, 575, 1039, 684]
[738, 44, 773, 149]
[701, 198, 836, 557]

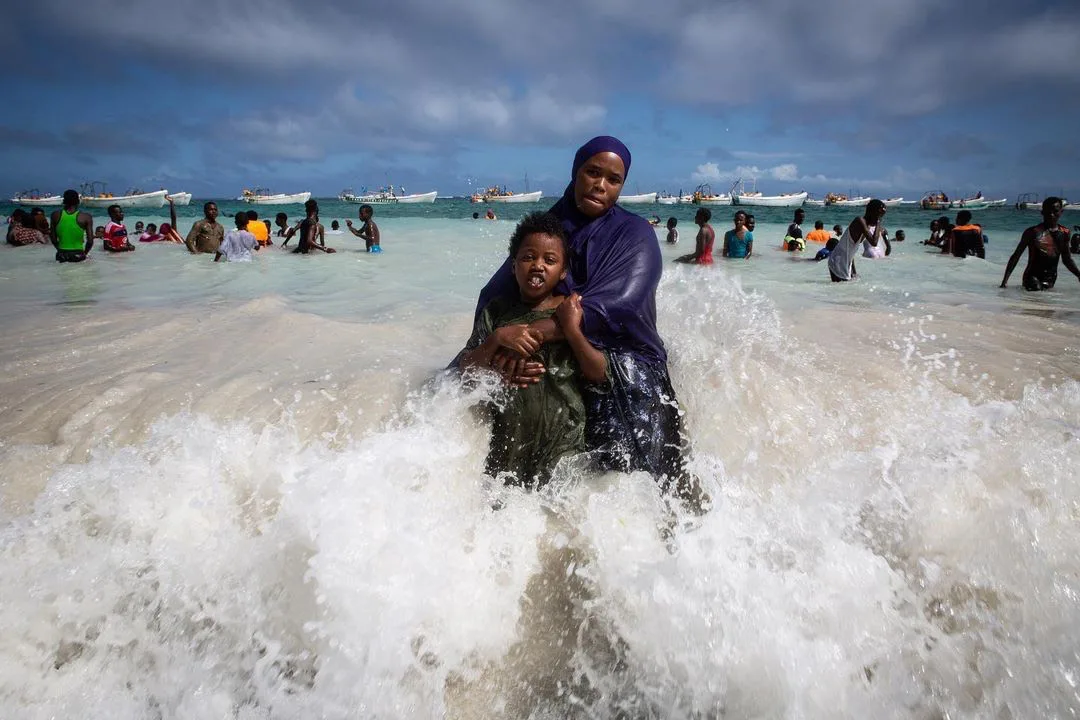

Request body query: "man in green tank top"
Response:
[49, 190, 94, 262]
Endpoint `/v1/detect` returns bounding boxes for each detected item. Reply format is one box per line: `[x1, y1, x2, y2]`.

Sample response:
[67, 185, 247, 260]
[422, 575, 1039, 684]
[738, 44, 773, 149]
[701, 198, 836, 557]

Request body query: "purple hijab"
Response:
[473, 136, 667, 364]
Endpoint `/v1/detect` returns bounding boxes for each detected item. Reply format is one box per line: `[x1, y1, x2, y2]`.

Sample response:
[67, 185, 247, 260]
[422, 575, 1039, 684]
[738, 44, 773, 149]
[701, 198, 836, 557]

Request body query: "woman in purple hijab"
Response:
[472, 136, 707, 510]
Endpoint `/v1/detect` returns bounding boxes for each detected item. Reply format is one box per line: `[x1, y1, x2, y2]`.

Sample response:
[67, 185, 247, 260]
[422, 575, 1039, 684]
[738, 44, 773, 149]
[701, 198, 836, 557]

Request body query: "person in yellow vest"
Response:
[246, 210, 271, 246]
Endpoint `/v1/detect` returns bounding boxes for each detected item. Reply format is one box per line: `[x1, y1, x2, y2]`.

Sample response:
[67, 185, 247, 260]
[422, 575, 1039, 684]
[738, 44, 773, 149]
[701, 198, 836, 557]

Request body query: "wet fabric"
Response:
[950, 224, 985, 258]
[466, 297, 591, 488]
[55, 250, 87, 263]
[724, 229, 752, 258]
[474, 195, 667, 364]
[185, 219, 223, 254]
[584, 353, 697, 501]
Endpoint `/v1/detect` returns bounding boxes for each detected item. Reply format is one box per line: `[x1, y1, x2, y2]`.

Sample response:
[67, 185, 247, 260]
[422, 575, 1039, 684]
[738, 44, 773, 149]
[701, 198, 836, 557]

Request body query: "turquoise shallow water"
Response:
[1, 197, 1079, 717]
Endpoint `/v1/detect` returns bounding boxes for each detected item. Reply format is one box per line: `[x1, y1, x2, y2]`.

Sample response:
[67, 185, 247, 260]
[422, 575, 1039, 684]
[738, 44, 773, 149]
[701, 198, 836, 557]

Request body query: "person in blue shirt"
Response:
[722, 210, 753, 258]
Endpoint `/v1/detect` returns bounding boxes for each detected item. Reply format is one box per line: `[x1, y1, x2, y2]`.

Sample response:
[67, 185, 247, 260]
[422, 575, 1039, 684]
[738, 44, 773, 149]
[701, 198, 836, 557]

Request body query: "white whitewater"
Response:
[0, 215, 1078, 718]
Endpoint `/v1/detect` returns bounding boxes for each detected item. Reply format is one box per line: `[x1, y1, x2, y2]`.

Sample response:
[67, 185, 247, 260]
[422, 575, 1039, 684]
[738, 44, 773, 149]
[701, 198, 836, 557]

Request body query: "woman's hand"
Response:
[555, 293, 584, 332]
[491, 350, 544, 387]
[490, 324, 543, 356]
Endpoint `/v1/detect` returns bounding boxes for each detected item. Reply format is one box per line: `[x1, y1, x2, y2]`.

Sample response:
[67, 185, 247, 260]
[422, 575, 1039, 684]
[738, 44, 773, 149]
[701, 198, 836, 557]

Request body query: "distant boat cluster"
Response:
[11, 185, 192, 208]
[9, 181, 1074, 212]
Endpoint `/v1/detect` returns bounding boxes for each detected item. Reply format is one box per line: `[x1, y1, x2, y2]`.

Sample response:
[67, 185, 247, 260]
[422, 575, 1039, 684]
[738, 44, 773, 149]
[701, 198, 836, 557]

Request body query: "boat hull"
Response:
[167, 192, 192, 206]
[81, 189, 169, 208]
[694, 195, 732, 205]
[656, 196, 679, 205]
[803, 199, 825, 207]
[10, 195, 62, 206]
[618, 192, 657, 204]
[241, 192, 312, 205]
[343, 190, 438, 204]
[830, 197, 872, 208]
[883, 198, 904, 207]
[733, 191, 808, 208]
[484, 191, 543, 203]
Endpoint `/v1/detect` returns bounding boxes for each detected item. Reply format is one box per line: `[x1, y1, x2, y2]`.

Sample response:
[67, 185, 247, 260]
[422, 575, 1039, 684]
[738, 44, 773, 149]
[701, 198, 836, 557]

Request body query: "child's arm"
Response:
[555, 293, 607, 384]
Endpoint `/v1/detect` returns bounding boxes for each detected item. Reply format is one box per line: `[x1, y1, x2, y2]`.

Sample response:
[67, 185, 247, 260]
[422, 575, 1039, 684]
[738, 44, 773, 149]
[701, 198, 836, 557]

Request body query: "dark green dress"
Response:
[465, 296, 594, 489]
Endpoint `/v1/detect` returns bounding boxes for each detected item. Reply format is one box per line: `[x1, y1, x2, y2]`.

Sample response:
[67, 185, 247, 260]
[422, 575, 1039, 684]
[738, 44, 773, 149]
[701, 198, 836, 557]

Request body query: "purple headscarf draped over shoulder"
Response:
[473, 136, 667, 364]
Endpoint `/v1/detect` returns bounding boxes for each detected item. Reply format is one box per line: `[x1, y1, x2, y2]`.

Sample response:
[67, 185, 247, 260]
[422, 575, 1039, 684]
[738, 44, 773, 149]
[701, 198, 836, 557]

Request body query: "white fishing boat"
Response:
[618, 192, 658, 204]
[832, 197, 872, 208]
[883, 197, 905, 207]
[803, 196, 826, 208]
[984, 198, 1007, 208]
[238, 188, 311, 205]
[339, 187, 437, 204]
[950, 195, 989, 209]
[10, 190, 62, 206]
[656, 192, 685, 205]
[166, 192, 191, 206]
[732, 190, 808, 207]
[79, 183, 169, 208]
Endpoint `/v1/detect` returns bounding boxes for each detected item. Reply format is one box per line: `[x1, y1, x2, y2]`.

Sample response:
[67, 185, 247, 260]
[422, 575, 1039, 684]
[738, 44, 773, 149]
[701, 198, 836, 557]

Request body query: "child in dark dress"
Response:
[458, 212, 608, 489]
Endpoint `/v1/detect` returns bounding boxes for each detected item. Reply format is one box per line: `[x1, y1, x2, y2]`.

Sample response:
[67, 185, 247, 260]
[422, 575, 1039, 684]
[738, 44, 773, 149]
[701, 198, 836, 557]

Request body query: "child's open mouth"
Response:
[527, 274, 545, 288]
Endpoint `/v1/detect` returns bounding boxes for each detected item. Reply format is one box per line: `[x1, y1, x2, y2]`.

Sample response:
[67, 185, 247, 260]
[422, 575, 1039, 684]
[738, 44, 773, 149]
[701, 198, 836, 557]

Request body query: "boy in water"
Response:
[1000, 197, 1080, 291]
[346, 204, 381, 252]
[216, 211, 259, 262]
[675, 208, 714, 264]
[103, 205, 135, 252]
[665, 216, 679, 244]
[722, 210, 753, 258]
[458, 212, 608, 489]
[784, 208, 805, 251]
[292, 199, 335, 254]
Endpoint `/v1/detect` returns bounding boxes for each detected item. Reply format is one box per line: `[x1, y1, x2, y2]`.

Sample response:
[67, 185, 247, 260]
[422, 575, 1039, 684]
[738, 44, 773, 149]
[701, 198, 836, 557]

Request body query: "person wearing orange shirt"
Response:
[806, 220, 831, 244]
[246, 210, 271, 246]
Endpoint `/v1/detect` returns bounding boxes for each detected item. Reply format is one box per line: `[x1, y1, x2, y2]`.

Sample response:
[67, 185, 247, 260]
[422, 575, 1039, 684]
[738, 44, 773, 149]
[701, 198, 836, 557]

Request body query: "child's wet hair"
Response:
[508, 212, 569, 259]
[666, 216, 677, 229]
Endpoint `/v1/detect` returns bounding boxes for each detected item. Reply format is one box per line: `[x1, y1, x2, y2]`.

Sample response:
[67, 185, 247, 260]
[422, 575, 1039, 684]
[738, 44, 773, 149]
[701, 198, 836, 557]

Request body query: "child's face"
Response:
[94, 227, 104, 238]
[513, 232, 567, 303]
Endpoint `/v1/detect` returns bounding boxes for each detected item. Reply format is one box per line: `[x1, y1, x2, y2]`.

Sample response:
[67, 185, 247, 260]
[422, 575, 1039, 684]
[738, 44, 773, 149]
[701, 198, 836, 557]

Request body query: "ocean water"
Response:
[1, 199, 1079, 718]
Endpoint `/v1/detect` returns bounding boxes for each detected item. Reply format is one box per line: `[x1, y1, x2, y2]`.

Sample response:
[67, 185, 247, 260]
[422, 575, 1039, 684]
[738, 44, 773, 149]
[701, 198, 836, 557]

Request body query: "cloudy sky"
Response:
[3, 0, 1078, 201]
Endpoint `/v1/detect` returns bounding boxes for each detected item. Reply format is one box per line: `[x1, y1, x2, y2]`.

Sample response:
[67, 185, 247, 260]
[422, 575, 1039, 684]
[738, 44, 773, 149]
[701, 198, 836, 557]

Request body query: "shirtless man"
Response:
[1000, 197, 1080, 291]
[185, 201, 223, 254]
[346, 203, 381, 252]
[50, 189, 94, 262]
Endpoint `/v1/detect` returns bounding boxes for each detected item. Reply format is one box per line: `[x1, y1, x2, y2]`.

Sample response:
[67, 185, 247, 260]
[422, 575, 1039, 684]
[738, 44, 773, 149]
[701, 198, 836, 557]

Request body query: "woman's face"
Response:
[573, 152, 625, 217]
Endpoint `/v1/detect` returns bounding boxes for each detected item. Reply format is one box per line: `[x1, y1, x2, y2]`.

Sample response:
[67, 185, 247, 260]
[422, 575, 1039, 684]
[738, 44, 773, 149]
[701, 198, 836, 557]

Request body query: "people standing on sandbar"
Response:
[828, 199, 886, 282]
[185, 201, 223, 254]
[722, 210, 753, 259]
[675, 208, 714, 264]
[50, 189, 94, 262]
[103, 205, 135, 253]
[1000, 197, 1080, 291]
[346, 204, 380, 253]
[291, 199, 335, 254]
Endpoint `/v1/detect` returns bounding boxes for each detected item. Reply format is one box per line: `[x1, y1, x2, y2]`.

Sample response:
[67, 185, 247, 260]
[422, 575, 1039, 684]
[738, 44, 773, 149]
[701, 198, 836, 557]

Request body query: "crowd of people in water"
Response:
[644, 197, 1080, 288]
[4, 136, 1080, 516]
[5, 191, 383, 262]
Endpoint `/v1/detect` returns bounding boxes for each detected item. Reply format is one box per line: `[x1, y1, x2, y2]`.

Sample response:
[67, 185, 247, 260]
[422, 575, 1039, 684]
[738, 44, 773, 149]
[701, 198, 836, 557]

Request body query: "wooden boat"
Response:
[657, 191, 691, 205]
[1015, 193, 1042, 210]
[882, 197, 905, 207]
[618, 192, 658, 204]
[691, 184, 732, 205]
[471, 186, 543, 203]
[79, 183, 169, 208]
[238, 188, 311, 205]
[167, 192, 192, 206]
[920, 192, 951, 211]
[9, 190, 62, 206]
